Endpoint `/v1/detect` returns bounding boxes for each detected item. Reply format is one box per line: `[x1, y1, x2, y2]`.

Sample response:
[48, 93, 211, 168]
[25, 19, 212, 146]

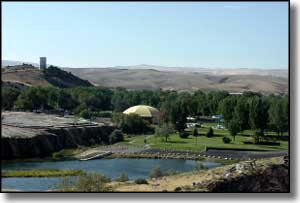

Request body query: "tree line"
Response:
[2, 86, 288, 136]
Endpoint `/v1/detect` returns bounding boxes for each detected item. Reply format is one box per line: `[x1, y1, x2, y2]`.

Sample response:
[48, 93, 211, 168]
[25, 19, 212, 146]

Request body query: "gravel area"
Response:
[1, 111, 105, 138]
[82, 145, 288, 160]
[201, 149, 288, 160]
[2, 111, 90, 128]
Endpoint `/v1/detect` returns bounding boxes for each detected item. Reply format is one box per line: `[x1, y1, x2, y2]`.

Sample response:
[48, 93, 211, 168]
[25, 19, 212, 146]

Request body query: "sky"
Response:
[2, 2, 288, 69]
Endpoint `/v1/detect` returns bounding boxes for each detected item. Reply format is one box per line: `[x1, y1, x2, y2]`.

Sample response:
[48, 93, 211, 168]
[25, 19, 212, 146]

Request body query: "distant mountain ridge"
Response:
[2, 60, 40, 68]
[2, 60, 288, 78]
[64, 67, 288, 94]
[2, 60, 288, 94]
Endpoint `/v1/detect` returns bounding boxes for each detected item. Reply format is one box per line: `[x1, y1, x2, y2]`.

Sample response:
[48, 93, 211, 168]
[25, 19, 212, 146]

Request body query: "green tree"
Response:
[268, 97, 288, 136]
[218, 96, 236, 128]
[109, 130, 124, 144]
[249, 97, 269, 133]
[116, 114, 152, 134]
[15, 87, 47, 110]
[155, 123, 174, 142]
[193, 128, 199, 144]
[233, 97, 249, 131]
[58, 89, 78, 110]
[2, 87, 20, 110]
[206, 127, 214, 137]
[228, 118, 240, 141]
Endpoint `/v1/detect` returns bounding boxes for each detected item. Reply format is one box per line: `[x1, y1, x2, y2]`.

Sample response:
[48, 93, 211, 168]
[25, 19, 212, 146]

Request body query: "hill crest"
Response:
[2, 65, 92, 88]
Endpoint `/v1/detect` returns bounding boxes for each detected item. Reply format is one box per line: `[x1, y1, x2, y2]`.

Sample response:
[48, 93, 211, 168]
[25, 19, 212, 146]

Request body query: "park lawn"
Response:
[121, 122, 289, 152]
[122, 134, 288, 152]
[197, 122, 288, 137]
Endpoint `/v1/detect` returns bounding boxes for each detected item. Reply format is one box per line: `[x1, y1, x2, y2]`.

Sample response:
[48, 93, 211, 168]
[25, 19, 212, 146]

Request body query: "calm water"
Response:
[2, 158, 222, 191]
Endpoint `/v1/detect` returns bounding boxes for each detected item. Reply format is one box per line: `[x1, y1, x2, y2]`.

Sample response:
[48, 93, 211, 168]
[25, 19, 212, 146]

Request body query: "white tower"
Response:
[40, 57, 47, 69]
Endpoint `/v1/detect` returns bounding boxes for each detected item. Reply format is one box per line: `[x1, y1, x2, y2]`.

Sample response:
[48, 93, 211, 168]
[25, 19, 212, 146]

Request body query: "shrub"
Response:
[109, 129, 124, 144]
[194, 162, 208, 171]
[134, 178, 148, 184]
[179, 131, 189, 139]
[149, 166, 163, 178]
[164, 169, 178, 176]
[174, 187, 182, 192]
[206, 127, 214, 137]
[192, 128, 199, 137]
[51, 149, 77, 160]
[91, 111, 112, 118]
[253, 131, 264, 144]
[115, 172, 129, 182]
[79, 109, 92, 119]
[222, 136, 232, 144]
[56, 172, 112, 192]
[52, 152, 64, 159]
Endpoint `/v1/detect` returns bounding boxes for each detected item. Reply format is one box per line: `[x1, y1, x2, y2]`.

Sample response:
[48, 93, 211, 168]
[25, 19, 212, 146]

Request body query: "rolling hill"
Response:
[2, 60, 288, 94]
[2, 64, 92, 88]
[64, 68, 288, 94]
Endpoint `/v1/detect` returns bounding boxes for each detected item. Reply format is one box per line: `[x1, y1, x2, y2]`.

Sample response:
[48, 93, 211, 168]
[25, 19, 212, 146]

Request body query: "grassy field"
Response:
[2, 168, 83, 177]
[120, 123, 288, 152]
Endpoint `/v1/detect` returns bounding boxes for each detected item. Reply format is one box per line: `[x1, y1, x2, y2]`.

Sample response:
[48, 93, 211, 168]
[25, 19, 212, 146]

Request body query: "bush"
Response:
[134, 178, 148, 184]
[243, 141, 254, 144]
[164, 169, 178, 176]
[51, 149, 77, 160]
[109, 129, 124, 144]
[52, 152, 64, 159]
[253, 131, 264, 144]
[206, 127, 214, 137]
[222, 136, 232, 144]
[192, 128, 199, 137]
[194, 162, 208, 171]
[149, 166, 163, 178]
[79, 109, 92, 119]
[56, 172, 112, 192]
[179, 131, 189, 139]
[115, 172, 129, 182]
[174, 187, 182, 192]
[91, 111, 112, 118]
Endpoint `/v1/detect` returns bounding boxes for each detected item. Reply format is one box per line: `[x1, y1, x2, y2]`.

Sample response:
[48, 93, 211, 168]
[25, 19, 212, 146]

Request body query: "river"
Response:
[2, 158, 222, 191]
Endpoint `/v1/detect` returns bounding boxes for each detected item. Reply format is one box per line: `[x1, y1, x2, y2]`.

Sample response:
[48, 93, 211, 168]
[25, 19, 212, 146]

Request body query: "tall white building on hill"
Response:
[39, 57, 47, 69]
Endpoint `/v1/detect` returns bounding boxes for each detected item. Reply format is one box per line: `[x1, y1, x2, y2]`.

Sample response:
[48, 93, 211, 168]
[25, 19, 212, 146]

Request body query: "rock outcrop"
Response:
[202, 156, 289, 192]
[2, 125, 114, 159]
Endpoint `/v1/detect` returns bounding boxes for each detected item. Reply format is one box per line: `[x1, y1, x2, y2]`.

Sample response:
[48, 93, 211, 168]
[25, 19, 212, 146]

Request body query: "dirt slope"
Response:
[64, 68, 288, 94]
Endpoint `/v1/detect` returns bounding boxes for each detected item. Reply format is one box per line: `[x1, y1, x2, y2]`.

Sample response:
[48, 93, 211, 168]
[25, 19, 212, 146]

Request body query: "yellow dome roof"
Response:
[123, 105, 159, 118]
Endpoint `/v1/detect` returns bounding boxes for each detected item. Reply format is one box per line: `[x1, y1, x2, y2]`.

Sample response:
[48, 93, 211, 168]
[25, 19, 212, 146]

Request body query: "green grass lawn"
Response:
[120, 122, 288, 152]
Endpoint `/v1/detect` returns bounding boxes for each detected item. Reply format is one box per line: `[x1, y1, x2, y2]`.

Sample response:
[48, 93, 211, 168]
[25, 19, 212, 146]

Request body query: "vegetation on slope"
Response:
[2, 65, 92, 88]
[2, 168, 83, 177]
[43, 66, 92, 88]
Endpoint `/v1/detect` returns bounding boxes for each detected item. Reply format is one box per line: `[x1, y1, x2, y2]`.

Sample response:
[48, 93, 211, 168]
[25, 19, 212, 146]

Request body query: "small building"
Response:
[123, 105, 159, 124]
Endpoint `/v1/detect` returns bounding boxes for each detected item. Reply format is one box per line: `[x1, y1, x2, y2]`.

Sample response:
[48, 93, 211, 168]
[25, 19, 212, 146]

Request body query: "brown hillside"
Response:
[2, 66, 92, 88]
[64, 68, 288, 94]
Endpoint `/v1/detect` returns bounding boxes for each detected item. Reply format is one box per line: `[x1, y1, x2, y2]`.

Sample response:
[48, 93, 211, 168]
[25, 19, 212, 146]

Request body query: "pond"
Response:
[2, 158, 222, 191]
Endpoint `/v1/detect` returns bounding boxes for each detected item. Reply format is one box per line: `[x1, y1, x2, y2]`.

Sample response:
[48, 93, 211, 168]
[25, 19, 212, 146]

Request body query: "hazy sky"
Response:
[3, 2, 288, 69]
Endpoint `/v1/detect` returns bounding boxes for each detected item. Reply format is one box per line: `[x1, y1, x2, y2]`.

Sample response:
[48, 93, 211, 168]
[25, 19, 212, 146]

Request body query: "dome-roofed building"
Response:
[123, 105, 159, 123]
